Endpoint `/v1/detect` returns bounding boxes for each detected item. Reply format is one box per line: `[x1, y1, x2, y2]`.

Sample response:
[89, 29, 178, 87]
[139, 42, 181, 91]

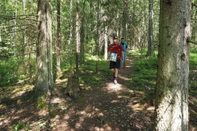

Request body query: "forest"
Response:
[0, 0, 197, 131]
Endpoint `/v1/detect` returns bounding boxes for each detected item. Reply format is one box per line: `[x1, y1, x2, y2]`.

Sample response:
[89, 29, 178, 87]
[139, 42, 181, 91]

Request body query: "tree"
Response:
[147, 0, 154, 56]
[122, 0, 128, 41]
[76, 0, 80, 76]
[56, 0, 61, 73]
[35, 0, 54, 112]
[155, 1, 191, 131]
[95, 0, 100, 73]
[80, 0, 86, 63]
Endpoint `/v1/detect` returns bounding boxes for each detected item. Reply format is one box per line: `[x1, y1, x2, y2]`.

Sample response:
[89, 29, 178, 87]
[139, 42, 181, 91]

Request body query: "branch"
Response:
[192, 2, 197, 7]
[188, 40, 197, 45]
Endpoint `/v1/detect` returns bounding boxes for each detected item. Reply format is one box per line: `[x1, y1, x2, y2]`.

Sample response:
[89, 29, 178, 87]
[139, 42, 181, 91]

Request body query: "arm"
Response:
[107, 51, 111, 60]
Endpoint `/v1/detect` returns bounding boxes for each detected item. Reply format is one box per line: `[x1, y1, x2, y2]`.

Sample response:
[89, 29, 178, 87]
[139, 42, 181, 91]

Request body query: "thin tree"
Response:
[155, 1, 191, 131]
[56, 0, 61, 73]
[95, 0, 100, 73]
[147, 0, 154, 56]
[122, 0, 128, 41]
[80, 0, 86, 63]
[76, 0, 80, 76]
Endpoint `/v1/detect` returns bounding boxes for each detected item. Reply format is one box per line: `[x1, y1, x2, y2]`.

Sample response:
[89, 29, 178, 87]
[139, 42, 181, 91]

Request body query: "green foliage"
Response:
[189, 48, 197, 96]
[131, 56, 157, 91]
[36, 120, 50, 131]
[12, 122, 30, 131]
[190, 48, 197, 69]
[85, 39, 96, 56]
[0, 57, 18, 86]
[79, 54, 111, 86]
[37, 95, 47, 110]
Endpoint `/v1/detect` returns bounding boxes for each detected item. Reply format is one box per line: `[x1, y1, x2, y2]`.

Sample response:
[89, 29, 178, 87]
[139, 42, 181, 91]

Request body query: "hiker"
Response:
[107, 36, 124, 84]
[120, 38, 128, 68]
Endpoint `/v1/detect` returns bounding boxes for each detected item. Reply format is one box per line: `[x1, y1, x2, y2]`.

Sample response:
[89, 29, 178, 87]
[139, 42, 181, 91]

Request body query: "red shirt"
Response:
[108, 43, 123, 60]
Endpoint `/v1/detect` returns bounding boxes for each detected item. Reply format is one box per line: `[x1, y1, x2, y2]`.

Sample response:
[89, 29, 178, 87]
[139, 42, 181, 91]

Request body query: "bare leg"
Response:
[111, 69, 115, 78]
[114, 68, 118, 78]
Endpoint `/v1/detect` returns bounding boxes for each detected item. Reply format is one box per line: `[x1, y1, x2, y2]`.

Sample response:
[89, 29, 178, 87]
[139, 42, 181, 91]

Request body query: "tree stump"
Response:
[65, 70, 80, 98]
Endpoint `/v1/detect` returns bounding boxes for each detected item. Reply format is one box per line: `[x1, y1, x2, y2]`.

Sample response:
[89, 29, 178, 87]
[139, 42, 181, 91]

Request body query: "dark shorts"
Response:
[110, 60, 121, 69]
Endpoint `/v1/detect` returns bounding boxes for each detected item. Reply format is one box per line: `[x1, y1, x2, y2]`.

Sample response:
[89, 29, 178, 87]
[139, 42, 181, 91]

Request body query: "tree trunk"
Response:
[147, 0, 154, 56]
[13, 0, 17, 57]
[75, 0, 80, 76]
[155, 1, 191, 131]
[122, 0, 128, 41]
[80, 1, 86, 63]
[22, 0, 26, 59]
[95, 0, 100, 73]
[35, 0, 53, 113]
[69, 0, 73, 45]
[56, 0, 61, 73]
[104, 25, 108, 60]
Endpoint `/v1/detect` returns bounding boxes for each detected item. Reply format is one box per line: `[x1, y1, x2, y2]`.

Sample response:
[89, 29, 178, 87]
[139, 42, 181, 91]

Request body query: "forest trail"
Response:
[0, 55, 154, 131]
[52, 56, 155, 131]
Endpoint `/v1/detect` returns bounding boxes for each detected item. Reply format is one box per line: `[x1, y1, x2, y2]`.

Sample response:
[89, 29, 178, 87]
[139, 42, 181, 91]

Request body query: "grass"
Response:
[79, 54, 111, 87]
[130, 48, 197, 97]
[131, 54, 157, 92]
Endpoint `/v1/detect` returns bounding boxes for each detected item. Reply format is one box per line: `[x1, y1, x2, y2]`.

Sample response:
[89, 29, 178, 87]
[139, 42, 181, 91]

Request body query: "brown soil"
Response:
[0, 56, 197, 131]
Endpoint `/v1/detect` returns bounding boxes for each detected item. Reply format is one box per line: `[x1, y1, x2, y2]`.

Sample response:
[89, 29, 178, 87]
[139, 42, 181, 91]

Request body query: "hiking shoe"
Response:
[114, 78, 117, 84]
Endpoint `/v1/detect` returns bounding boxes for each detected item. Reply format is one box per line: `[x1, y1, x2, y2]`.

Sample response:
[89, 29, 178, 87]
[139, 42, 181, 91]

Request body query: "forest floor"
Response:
[0, 55, 197, 131]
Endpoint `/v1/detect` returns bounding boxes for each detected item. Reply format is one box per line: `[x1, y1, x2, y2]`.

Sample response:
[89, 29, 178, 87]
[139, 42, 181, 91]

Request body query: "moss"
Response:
[37, 95, 47, 110]
[49, 110, 58, 118]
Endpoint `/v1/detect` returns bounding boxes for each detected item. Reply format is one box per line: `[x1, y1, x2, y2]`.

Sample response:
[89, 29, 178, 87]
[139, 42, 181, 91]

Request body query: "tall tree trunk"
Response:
[69, 0, 73, 45]
[122, 0, 128, 41]
[155, 1, 191, 131]
[104, 25, 108, 60]
[35, 0, 53, 115]
[22, 0, 26, 59]
[95, 0, 100, 73]
[56, 0, 61, 73]
[13, 0, 17, 57]
[147, 0, 154, 56]
[80, 1, 86, 63]
[75, 0, 80, 76]
[191, 9, 197, 41]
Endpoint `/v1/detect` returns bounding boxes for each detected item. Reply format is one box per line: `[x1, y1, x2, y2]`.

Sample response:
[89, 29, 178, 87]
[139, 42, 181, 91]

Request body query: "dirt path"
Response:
[51, 56, 154, 131]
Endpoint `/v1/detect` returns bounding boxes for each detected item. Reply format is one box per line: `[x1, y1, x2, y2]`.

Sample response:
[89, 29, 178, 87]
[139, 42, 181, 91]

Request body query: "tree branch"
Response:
[188, 40, 197, 45]
[192, 2, 197, 7]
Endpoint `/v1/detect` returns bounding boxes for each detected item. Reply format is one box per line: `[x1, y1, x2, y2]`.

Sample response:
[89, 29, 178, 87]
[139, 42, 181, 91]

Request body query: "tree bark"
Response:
[95, 0, 100, 73]
[147, 0, 154, 56]
[104, 25, 108, 60]
[35, 0, 53, 112]
[122, 0, 128, 41]
[56, 0, 61, 73]
[80, 1, 86, 63]
[155, 1, 191, 131]
[75, 0, 80, 76]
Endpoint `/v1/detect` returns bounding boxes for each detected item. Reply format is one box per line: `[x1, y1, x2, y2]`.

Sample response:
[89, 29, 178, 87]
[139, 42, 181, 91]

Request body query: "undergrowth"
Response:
[79, 55, 111, 87]
[131, 53, 157, 92]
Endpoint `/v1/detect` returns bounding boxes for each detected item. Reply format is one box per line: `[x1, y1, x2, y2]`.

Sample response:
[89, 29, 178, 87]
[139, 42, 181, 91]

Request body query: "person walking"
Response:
[120, 38, 128, 68]
[107, 36, 124, 84]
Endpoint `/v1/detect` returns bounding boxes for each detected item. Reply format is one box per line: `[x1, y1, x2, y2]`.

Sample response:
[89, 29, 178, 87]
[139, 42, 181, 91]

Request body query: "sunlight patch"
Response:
[51, 97, 64, 104]
[105, 83, 123, 91]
